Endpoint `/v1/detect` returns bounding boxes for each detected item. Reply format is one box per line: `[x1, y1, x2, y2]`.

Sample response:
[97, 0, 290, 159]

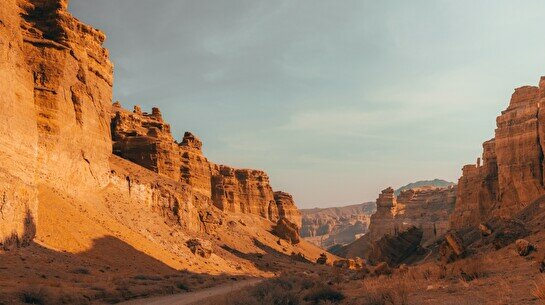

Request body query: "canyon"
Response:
[3, 1, 545, 304]
[300, 202, 375, 248]
[0, 1, 332, 303]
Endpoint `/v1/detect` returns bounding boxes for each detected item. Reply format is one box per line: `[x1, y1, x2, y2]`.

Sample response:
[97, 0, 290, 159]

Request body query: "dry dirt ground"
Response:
[203, 231, 545, 305]
[0, 176, 333, 304]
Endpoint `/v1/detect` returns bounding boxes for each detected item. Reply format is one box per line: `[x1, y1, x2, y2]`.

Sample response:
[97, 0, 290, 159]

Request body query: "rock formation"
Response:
[0, 0, 113, 247]
[0, 0, 301, 249]
[300, 202, 375, 248]
[367, 226, 423, 266]
[273, 218, 301, 244]
[368, 186, 456, 245]
[335, 184, 456, 259]
[111, 103, 302, 229]
[451, 77, 545, 229]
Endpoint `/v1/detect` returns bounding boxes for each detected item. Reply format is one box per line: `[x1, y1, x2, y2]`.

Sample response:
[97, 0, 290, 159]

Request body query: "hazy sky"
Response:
[70, 1, 545, 208]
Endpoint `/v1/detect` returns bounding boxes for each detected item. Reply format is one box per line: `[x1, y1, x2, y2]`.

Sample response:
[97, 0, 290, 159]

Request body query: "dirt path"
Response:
[118, 278, 263, 305]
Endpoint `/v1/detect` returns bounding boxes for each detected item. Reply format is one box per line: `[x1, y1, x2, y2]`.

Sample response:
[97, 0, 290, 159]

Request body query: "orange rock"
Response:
[0, 0, 113, 245]
[451, 77, 545, 229]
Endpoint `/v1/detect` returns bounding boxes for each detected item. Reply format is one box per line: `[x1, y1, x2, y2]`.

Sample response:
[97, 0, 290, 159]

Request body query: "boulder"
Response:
[479, 223, 492, 236]
[186, 238, 212, 258]
[367, 226, 423, 266]
[333, 259, 357, 269]
[316, 253, 328, 265]
[373, 262, 392, 276]
[515, 239, 536, 256]
[273, 218, 300, 244]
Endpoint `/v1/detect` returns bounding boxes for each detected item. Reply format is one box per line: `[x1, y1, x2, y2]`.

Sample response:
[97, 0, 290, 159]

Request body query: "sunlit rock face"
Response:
[451, 77, 545, 229]
[0, 0, 113, 246]
[111, 103, 302, 229]
[368, 186, 456, 245]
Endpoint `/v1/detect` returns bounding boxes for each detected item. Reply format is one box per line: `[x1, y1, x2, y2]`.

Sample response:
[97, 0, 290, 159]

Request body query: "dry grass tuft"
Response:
[20, 286, 52, 305]
[533, 275, 545, 302]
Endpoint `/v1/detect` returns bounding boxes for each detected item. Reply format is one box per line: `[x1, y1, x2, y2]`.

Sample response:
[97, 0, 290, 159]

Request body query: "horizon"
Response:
[70, 0, 545, 208]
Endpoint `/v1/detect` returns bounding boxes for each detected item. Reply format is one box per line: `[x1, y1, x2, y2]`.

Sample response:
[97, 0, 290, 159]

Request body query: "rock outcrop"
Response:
[300, 202, 375, 248]
[111, 103, 302, 230]
[0, 0, 302, 248]
[368, 186, 456, 245]
[335, 184, 456, 259]
[451, 77, 545, 229]
[367, 226, 423, 266]
[0, 0, 113, 246]
[273, 218, 301, 244]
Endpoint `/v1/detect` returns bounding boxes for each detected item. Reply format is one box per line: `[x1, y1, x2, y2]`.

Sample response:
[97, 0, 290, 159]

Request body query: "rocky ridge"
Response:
[450, 77, 545, 229]
[111, 103, 302, 229]
[0, 0, 324, 287]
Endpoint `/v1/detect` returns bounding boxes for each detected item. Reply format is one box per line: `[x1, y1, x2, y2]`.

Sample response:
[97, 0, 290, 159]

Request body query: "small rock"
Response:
[373, 262, 392, 276]
[185, 238, 212, 258]
[316, 253, 328, 265]
[515, 239, 536, 256]
[479, 223, 492, 236]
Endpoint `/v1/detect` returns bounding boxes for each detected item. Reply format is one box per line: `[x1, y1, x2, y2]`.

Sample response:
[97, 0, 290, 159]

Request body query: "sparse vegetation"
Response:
[455, 257, 489, 282]
[71, 267, 90, 275]
[20, 286, 51, 305]
[203, 273, 344, 305]
[533, 275, 545, 302]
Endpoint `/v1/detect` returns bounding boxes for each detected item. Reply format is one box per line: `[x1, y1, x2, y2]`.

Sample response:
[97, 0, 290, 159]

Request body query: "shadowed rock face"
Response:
[451, 77, 545, 229]
[111, 103, 302, 229]
[367, 226, 423, 266]
[0, 0, 113, 244]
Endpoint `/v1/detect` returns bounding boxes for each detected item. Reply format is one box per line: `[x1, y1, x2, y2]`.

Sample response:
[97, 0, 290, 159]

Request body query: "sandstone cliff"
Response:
[0, 1, 333, 302]
[111, 103, 302, 229]
[450, 77, 545, 229]
[0, 0, 113, 247]
[336, 184, 456, 259]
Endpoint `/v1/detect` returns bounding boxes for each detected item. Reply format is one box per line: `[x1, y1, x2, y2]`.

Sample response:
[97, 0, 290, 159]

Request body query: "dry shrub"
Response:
[20, 286, 52, 305]
[20, 286, 92, 305]
[71, 267, 90, 275]
[533, 275, 545, 302]
[133, 274, 162, 281]
[455, 257, 489, 282]
[175, 280, 191, 291]
[304, 284, 344, 303]
[361, 276, 410, 305]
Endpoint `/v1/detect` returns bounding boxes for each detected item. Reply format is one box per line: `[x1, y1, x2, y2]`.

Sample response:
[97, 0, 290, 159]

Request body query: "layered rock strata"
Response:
[0, 0, 113, 246]
[111, 103, 301, 229]
[300, 202, 374, 248]
[451, 78, 545, 229]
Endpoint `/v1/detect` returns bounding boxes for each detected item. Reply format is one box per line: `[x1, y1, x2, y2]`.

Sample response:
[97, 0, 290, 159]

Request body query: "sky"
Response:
[70, 0, 545, 209]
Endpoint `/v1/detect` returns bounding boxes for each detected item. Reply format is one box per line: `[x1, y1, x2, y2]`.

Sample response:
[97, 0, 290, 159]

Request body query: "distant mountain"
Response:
[394, 179, 455, 195]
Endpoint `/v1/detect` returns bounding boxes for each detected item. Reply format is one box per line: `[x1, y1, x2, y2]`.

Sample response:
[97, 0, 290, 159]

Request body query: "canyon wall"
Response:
[111, 103, 302, 229]
[368, 186, 456, 245]
[0, 0, 301, 249]
[0, 0, 113, 247]
[300, 202, 375, 248]
[450, 77, 545, 229]
[334, 185, 456, 259]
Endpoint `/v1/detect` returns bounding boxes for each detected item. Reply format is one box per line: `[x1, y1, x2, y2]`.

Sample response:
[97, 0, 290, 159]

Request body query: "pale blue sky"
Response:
[70, 0, 545, 208]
